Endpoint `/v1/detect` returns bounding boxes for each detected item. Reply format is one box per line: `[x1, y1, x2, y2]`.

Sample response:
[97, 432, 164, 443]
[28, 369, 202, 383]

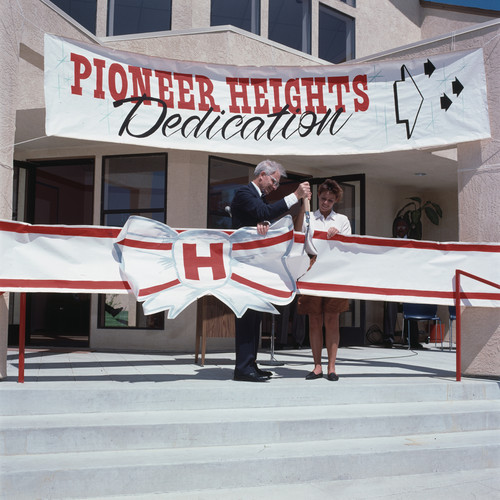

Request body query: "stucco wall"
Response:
[353, 0, 422, 59]
[421, 6, 497, 40]
[0, 2, 25, 379]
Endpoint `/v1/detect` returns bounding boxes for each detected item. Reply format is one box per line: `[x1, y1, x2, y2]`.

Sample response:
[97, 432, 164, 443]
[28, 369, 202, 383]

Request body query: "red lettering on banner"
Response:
[284, 79, 301, 114]
[327, 76, 350, 112]
[302, 77, 327, 114]
[93, 58, 106, 99]
[353, 74, 369, 112]
[268, 78, 284, 113]
[183, 243, 226, 280]
[251, 79, 270, 114]
[70, 53, 92, 95]
[174, 73, 196, 110]
[68, 49, 371, 116]
[129, 65, 152, 105]
[196, 75, 221, 112]
[108, 63, 128, 100]
[226, 78, 252, 114]
[155, 70, 174, 108]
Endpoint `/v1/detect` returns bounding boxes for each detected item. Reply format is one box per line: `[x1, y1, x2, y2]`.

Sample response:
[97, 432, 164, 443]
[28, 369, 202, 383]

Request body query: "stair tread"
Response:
[2, 378, 499, 415]
[3, 429, 499, 473]
[87, 468, 500, 500]
[1, 399, 499, 429]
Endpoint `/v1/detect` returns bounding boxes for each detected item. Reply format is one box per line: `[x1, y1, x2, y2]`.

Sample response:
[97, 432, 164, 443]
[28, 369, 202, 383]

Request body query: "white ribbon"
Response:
[115, 216, 305, 318]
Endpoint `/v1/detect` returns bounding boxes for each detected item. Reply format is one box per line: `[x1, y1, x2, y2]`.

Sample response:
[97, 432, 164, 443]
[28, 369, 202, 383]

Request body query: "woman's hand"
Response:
[326, 227, 340, 239]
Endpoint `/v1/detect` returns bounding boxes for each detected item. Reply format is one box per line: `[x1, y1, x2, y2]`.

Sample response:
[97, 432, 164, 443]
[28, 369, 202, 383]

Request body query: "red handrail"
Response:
[455, 270, 500, 382]
[18, 292, 26, 383]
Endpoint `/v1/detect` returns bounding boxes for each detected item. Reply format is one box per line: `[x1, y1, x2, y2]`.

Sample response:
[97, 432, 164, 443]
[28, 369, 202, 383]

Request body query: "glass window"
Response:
[50, 0, 97, 34]
[268, 0, 311, 54]
[108, 0, 172, 36]
[102, 154, 166, 225]
[340, 0, 356, 7]
[99, 153, 167, 329]
[208, 157, 253, 229]
[211, 0, 260, 34]
[319, 3, 355, 64]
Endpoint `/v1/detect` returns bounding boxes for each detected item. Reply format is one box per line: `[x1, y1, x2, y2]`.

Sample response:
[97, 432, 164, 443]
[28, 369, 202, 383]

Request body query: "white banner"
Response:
[298, 232, 500, 308]
[1, 219, 500, 318]
[44, 34, 490, 155]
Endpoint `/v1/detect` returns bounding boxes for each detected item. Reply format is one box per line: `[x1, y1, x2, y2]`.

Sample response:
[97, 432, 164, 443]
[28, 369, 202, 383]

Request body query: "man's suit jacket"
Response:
[230, 183, 288, 229]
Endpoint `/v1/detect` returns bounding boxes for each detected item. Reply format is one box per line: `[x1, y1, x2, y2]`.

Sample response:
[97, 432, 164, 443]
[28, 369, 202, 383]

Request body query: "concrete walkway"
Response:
[4, 343, 463, 385]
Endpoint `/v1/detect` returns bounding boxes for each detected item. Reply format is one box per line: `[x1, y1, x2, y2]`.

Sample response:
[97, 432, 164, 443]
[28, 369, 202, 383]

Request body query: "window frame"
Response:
[98, 152, 168, 330]
[107, 0, 172, 37]
[268, 0, 312, 54]
[210, 0, 261, 35]
[318, 2, 355, 63]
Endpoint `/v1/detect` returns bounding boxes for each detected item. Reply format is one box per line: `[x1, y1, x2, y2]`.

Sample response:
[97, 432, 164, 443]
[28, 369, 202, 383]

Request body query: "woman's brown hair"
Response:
[318, 179, 343, 203]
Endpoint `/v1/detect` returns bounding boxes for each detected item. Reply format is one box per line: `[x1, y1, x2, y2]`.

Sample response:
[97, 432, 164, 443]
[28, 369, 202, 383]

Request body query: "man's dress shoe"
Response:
[234, 371, 269, 382]
[327, 372, 339, 381]
[255, 366, 272, 378]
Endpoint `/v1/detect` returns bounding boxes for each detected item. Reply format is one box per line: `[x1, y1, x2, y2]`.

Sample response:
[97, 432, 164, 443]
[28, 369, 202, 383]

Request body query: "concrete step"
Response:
[2, 378, 500, 415]
[81, 468, 500, 500]
[1, 400, 500, 455]
[2, 430, 499, 499]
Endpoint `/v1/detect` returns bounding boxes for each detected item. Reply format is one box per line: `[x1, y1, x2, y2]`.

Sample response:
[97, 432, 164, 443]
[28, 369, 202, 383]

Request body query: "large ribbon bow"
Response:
[114, 216, 306, 318]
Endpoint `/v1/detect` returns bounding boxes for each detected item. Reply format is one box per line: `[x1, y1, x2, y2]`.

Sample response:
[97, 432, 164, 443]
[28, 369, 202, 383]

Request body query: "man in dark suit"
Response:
[230, 159, 311, 382]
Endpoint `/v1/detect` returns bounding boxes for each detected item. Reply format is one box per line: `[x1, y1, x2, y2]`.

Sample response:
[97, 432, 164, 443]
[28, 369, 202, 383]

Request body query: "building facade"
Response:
[1, 0, 499, 378]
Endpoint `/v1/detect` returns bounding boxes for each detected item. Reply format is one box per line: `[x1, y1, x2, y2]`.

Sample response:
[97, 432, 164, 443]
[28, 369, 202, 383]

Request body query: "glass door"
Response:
[11, 158, 94, 348]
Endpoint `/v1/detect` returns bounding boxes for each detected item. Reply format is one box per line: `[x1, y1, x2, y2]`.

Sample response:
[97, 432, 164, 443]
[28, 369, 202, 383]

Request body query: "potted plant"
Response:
[393, 197, 442, 240]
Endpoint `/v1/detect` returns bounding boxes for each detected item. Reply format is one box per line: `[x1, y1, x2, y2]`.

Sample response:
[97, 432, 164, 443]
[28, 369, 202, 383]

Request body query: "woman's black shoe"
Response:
[305, 371, 323, 380]
[327, 373, 339, 381]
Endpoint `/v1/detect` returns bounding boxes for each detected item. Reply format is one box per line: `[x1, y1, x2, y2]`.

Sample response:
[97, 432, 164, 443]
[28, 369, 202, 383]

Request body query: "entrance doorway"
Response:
[207, 158, 366, 346]
[11, 159, 94, 348]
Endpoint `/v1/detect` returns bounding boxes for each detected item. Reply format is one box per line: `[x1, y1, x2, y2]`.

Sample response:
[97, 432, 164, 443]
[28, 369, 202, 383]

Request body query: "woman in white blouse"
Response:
[297, 179, 351, 381]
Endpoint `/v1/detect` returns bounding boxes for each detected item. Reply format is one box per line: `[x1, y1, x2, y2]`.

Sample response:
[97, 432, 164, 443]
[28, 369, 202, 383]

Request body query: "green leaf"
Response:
[408, 196, 422, 204]
[411, 210, 421, 225]
[431, 203, 443, 218]
[425, 206, 440, 225]
[396, 202, 414, 218]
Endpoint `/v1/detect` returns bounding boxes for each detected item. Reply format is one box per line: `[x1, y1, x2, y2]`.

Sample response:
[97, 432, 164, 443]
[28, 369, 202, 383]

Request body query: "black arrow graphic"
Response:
[393, 65, 424, 139]
[452, 78, 464, 96]
[424, 59, 435, 77]
[441, 94, 452, 111]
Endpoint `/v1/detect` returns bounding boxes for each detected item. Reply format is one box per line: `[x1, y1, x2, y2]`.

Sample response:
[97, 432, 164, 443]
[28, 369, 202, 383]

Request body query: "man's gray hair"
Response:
[254, 159, 287, 178]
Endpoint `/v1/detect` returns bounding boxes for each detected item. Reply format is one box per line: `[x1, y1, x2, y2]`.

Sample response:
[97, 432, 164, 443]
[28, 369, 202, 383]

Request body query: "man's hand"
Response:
[294, 181, 311, 200]
[257, 221, 270, 236]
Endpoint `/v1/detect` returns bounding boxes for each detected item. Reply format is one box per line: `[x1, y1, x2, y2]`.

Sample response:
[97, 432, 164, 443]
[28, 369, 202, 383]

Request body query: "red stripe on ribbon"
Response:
[297, 281, 500, 301]
[0, 220, 120, 238]
[232, 273, 292, 298]
[0, 279, 130, 290]
[138, 279, 181, 297]
[117, 238, 173, 250]
[232, 231, 293, 250]
[312, 232, 500, 253]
